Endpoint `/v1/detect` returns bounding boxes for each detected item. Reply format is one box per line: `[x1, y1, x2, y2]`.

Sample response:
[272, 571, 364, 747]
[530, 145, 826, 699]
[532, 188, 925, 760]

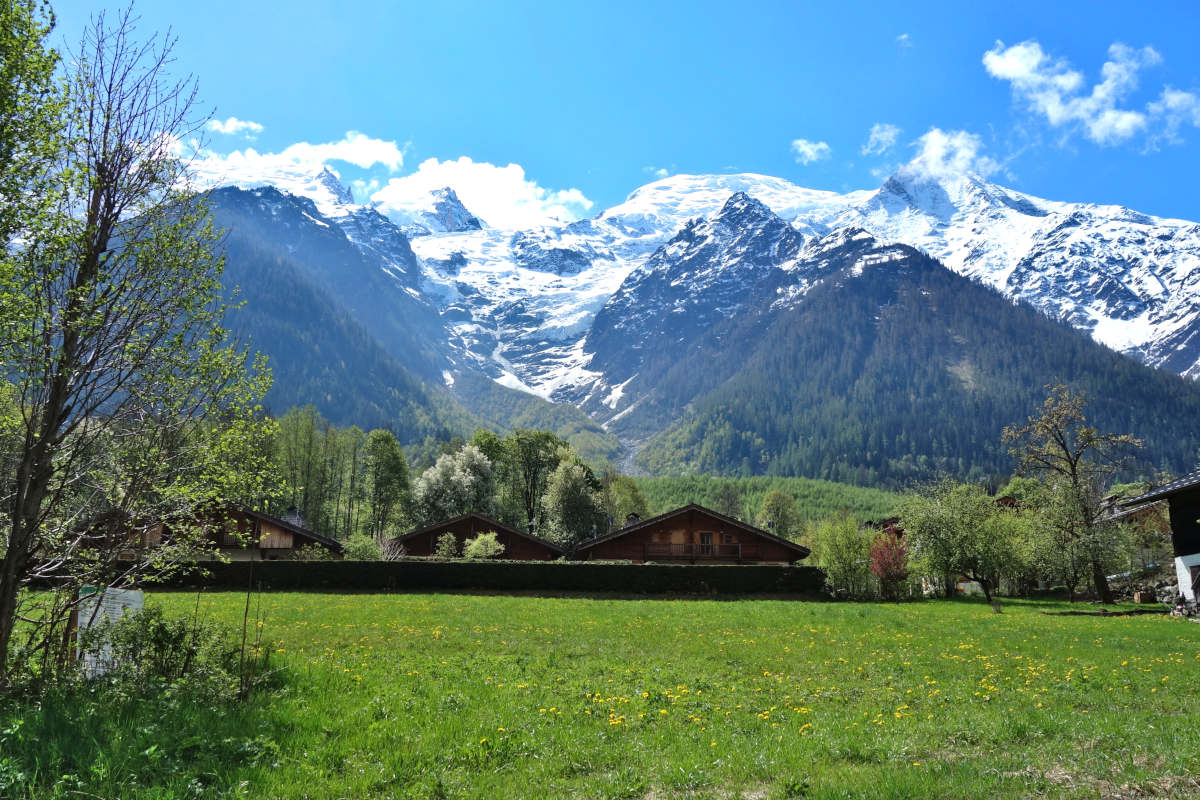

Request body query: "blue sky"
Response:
[47, 0, 1200, 223]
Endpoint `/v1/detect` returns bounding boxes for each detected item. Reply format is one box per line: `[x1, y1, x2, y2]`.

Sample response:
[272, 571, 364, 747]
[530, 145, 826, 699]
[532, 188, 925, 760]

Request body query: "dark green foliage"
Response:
[220, 235, 475, 443]
[74, 605, 257, 702]
[635, 475, 899, 523]
[170, 560, 828, 595]
[637, 252, 1200, 486]
[450, 371, 621, 465]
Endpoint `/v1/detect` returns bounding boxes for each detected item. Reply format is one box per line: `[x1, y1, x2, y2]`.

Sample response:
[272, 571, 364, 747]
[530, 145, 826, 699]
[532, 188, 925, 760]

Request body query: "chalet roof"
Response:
[239, 507, 345, 554]
[1102, 500, 1166, 524]
[391, 512, 566, 554]
[575, 503, 811, 558]
[1120, 469, 1200, 506]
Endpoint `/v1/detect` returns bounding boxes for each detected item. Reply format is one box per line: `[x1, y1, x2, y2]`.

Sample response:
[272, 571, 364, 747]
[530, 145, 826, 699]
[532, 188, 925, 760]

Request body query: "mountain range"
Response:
[202, 163, 1200, 484]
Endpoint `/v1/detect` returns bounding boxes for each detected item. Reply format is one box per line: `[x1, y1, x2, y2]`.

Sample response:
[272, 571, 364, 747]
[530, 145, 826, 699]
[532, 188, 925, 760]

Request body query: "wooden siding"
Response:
[582, 507, 801, 564]
[259, 521, 294, 550]
[398, 516, 561, 561]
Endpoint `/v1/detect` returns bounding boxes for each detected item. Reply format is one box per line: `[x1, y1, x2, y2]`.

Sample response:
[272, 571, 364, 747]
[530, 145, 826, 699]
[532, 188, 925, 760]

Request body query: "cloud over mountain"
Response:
[368, 156, 593, 230]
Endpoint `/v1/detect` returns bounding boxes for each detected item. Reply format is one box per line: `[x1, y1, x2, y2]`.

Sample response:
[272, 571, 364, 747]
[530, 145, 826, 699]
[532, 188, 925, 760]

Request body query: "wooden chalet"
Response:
[202, 506, 344, 560]
[574, 504, 810, 564]
[390, 512, 565, 560]
[99, 504, 343, 561]
[1121, 472, 1200, 601]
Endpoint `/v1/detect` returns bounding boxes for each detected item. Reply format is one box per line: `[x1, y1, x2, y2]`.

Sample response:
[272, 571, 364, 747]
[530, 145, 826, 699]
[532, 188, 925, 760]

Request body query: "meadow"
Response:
[1, 592, 1198, 799]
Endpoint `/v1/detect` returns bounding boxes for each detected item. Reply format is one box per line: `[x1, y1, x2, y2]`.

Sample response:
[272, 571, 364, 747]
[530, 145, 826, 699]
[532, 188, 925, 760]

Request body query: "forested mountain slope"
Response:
[637, 236, 1200, 485]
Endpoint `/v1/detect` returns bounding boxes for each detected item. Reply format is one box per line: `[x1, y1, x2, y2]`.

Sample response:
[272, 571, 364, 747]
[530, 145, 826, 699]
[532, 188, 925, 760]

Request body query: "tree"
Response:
[711, 481, 745, 521]
[0, 9, 272, 684]
[0, 0, 59, 247]
[807, 512, 872, 598]
[364, 428, 409, 544]
[869, 530, 909, 601]
[600, 471, 648, 532]
[541, 459, 605, 549]
[504, 429, 566, 530]
[1002, 384, 1141, 604]
[411, 445, 495, 526]
[899, 480, 1015, 603]
[463, 530, 504, 560]
[757, 490, 800, 540]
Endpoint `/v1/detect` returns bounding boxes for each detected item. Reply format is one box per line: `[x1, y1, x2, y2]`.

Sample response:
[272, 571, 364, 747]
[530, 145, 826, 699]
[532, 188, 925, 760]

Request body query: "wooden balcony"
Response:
[642, 543, 759, 563]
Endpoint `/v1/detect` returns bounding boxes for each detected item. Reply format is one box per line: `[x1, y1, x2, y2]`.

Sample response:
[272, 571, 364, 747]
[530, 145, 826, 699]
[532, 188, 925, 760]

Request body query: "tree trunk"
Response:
[1092, 558, 1114, 605]
[0, 425, 58, 682]
[978, 577, 993, 604]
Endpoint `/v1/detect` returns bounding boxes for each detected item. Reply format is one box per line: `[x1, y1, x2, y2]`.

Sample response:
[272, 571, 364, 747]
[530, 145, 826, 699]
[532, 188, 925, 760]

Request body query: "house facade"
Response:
[204, 507, 344, 561]
[1122, 472, 1200, 601]
[574, 504, 810, 564]
[112, 505, 343, 561]
[390, 513, 565, 560]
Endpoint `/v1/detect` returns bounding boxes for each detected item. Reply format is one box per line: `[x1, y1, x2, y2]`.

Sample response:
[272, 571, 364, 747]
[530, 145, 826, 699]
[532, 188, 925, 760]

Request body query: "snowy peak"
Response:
[372, 185, 485, 238]
[316, 166, 355, 206]
[412, 186, 485, 235]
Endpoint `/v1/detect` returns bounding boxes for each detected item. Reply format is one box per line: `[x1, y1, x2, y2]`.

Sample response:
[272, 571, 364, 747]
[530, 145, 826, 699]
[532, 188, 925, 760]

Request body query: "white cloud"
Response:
[982, 39, 1189, 145]
[898, 128, 1000, 180]
[790, 138, 832, 165]
[861, 123, 901, 156]
[1148, 86, 1200, 144]
[369, 156, 594, 230]
[896, 33, 912, 48]
[643, 166, 671, 179]
[206, 116, 264, 138]
[188, 131, 407, 210]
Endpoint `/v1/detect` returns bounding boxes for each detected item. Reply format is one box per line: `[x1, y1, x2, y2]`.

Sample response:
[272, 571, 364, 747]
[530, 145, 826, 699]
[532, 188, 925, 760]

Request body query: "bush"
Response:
[344, 533, 382, 560]
[463, 531, 505, 560]
[75, 605, 251, 701]
[808, 512, 873, 598]
[434, 532, 459, 559]
[869, 532, 909, 601]
[288, 544, 335, 561]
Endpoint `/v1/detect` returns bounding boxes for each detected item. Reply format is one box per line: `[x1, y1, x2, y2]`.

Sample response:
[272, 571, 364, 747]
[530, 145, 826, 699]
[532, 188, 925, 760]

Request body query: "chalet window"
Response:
[721, 533, 735, 544]
[699, 532, 713, 555]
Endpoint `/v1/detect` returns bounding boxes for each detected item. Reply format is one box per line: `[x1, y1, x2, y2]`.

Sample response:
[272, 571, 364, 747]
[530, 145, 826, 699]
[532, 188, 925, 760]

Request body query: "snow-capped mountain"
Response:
[377, 186, 485, 238]
[205, 163, 1200, 402]
[830, 170, 1200, 377]
[199, 164, 1200, 482]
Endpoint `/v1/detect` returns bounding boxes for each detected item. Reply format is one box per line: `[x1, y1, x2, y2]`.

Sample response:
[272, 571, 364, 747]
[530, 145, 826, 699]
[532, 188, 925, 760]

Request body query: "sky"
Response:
[45, 0, 1200, 227]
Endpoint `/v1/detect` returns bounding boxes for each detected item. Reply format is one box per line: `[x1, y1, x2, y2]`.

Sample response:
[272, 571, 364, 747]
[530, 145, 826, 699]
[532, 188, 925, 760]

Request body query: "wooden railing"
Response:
[642, 543, 758, 562]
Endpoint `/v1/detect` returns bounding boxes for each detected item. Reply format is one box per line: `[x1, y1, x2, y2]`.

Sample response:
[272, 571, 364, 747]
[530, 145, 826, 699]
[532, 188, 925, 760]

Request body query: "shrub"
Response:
[344, 533, 382, 560]
[808, 512, 873, 598]
[463, 531, 505, 560]
[75, 605, 251, 701]
[434, 532, 460, 559]
[869, 531, 909, 601]
[288, 544, 335, 561]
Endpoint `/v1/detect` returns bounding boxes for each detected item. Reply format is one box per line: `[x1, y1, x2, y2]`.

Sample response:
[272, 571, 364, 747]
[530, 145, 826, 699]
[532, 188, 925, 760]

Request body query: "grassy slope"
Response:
[636, 475, 901, 523]
[3, 593, 1198, 799]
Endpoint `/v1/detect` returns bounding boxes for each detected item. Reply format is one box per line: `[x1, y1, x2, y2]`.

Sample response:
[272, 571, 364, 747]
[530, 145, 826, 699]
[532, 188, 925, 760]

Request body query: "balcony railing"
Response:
[642, 543, 757, 562]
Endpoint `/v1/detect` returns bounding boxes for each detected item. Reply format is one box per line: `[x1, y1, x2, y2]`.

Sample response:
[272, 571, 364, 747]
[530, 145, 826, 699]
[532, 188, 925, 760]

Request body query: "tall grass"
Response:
[1, 593, 1197, 798]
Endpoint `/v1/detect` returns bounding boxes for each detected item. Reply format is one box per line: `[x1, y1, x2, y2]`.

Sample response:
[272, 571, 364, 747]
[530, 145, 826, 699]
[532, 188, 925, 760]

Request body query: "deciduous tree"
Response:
[1002, 384, 1141, 604]
[757, 490, 800, 540]
[0, 8, 272, 684]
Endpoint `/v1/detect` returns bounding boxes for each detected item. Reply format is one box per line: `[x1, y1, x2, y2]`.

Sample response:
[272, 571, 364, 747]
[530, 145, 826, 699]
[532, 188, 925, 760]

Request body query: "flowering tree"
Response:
[869, 530, 909, 601]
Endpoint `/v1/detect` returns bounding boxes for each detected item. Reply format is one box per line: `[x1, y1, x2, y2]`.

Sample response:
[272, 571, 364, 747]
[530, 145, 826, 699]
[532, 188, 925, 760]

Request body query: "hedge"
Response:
[166, 559, 827, 596]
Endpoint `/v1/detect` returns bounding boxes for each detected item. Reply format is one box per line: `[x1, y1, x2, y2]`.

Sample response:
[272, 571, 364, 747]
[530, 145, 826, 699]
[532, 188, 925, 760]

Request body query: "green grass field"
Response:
[2, 593, 1198, 799]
